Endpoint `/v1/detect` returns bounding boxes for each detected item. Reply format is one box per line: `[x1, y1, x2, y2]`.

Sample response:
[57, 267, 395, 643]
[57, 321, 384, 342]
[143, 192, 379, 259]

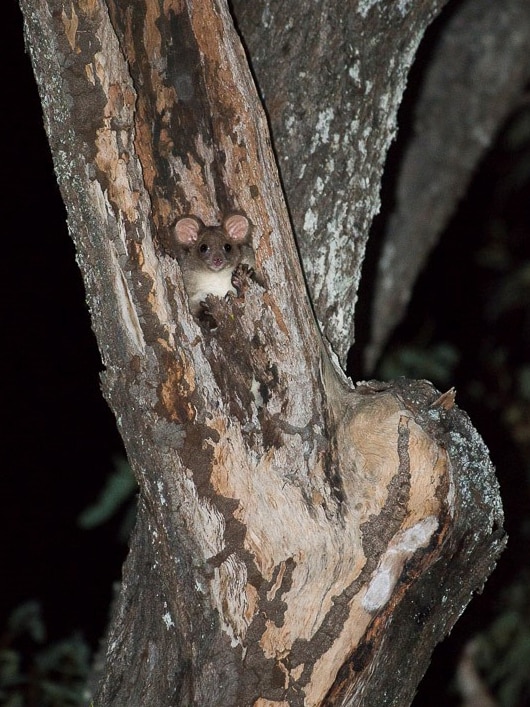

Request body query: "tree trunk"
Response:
[19, 0, 505, 705]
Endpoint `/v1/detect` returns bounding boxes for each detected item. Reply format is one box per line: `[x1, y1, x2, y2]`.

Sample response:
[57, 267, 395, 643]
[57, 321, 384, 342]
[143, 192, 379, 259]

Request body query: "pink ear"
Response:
[174, 217, 201, 245]
[224, 214, 249, 242]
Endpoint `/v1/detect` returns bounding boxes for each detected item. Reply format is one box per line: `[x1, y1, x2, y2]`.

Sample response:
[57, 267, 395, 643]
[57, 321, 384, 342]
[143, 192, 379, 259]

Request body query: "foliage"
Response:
[0, 602, 91, 707]
[0, 461, 136, 706]
[475, 574, 530, 707]
[377, 341, 459, 389]
[78, 457, 137, 542]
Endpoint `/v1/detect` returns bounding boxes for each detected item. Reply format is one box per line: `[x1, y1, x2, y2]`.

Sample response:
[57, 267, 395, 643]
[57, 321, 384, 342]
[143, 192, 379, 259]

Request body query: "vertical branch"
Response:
[232, 0, 448, 363]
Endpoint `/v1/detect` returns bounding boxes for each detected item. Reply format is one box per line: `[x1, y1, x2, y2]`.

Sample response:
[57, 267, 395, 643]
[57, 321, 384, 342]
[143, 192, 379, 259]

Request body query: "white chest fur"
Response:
[187, 267, 235, 307]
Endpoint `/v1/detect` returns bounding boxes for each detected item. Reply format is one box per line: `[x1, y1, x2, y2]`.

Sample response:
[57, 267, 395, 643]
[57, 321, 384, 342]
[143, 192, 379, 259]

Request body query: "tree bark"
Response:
[19, 0, 505, 705]
[232, 0, 447, 365]
[367, 0, 530, 369]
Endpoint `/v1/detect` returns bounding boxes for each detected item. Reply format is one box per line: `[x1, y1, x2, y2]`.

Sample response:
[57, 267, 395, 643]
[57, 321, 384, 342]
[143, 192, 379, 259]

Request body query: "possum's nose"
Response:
[211, 257, 225, 269]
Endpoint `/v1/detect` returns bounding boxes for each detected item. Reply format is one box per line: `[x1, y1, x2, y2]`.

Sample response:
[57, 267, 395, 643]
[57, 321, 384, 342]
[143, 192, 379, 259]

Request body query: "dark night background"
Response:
[2, 0, 530, 704]
[2, 0, 127, 655]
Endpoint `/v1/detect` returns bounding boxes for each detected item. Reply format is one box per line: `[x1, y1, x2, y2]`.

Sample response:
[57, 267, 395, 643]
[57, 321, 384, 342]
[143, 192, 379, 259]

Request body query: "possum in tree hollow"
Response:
[173, 213, 255, 323]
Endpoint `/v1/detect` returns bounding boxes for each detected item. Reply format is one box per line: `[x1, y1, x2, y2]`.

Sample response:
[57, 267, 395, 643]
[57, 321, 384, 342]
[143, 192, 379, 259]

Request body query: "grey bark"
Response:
[232, 0, 530, 369]
[233, 0, 447, 365]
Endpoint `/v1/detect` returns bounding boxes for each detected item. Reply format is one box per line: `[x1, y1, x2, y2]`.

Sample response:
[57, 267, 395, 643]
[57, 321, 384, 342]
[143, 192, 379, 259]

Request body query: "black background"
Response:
[2, 0, 126, 648]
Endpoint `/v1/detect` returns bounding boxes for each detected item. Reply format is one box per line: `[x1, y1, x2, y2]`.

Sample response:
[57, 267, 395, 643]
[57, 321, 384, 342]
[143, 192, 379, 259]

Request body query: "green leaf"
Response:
[78, 457, 136, 529]
[7, 601, 45, 643]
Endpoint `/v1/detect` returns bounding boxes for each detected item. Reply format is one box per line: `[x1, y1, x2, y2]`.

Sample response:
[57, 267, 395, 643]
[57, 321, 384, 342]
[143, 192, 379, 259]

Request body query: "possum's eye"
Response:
[199, 243, 209, 253]
[223, 243, 232, 253]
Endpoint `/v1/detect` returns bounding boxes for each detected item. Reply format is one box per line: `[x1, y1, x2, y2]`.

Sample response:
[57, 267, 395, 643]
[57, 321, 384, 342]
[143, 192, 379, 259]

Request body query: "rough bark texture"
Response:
[232, 0, 447, 365]
[231, 0, 530, 369]
[19, 0, 506, 705]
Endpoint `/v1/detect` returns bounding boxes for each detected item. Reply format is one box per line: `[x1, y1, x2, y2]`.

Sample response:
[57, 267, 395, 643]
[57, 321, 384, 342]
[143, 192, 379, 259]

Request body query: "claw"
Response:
[232, 263, 255, 294]
[198, 301, 218, 330]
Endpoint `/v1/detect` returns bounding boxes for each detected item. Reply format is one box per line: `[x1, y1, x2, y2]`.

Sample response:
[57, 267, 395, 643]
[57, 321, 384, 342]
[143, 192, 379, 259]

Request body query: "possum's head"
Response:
[174, 214, 250, 272]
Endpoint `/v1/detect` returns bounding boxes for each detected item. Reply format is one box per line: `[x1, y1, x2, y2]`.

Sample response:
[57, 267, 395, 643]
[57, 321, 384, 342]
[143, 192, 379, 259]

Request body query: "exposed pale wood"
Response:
[18, 0, 505, 704]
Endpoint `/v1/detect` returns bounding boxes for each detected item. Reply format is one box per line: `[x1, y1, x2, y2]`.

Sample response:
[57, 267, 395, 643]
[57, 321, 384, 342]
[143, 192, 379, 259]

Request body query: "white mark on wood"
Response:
[251, 377, 264, 407]
[141, 240, 176, 341]
[446, 459, 456, 515]
[472, 124, 491, 147]
[362, 516, 439, 612]
[397, 0, 413, 16]
[357, 0, 380, 18]
[195, 578, 207, 594]
[379, 91, 391, 116]
[157, 480, 167, 506]
[85, 62, 95, 85]
[303, 207, 318, 236]
[310, 108, 335, 154]
[162, 611, 175, 630]
[348, 63, 360, 83]
[174, 472, 226, 561]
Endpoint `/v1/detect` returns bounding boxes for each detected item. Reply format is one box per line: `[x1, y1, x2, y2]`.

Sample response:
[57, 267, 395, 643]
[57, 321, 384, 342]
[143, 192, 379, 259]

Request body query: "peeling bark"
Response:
[19, 0, 505, 705]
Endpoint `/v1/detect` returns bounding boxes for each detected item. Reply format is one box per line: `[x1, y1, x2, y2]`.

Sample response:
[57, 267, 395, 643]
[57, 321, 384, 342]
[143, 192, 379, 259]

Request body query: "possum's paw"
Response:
[231, 263, 255, 295]
[197, 301, 219, 331]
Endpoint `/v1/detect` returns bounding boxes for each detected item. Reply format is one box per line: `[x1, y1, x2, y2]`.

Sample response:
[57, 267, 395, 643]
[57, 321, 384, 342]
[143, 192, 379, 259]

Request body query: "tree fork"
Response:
[19, 0, 505, 705]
